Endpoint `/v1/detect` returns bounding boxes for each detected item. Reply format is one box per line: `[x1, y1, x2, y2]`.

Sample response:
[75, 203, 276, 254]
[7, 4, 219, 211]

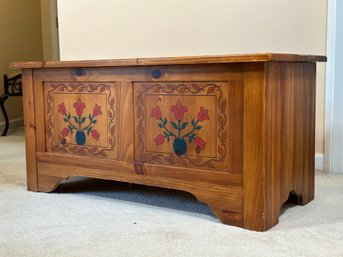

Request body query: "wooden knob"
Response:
[151, 69, 162, 79]
[75, 68, 85, 76]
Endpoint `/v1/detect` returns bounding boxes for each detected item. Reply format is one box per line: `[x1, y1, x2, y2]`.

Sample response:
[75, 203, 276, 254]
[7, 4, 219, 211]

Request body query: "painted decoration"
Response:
[58, 99, 102, 145]
[135, 82, 229, 170]
[151, 100, 209, 155]
[45, 82, 117, 158]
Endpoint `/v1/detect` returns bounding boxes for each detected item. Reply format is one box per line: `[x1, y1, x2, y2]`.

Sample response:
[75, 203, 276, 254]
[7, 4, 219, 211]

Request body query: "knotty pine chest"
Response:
[12, 53, 326, 231]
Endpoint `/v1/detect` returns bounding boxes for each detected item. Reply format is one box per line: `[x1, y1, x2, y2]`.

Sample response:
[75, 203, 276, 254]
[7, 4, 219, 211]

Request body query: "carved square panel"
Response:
[134, 82, 230, 171]
[44, 82, 118, 159]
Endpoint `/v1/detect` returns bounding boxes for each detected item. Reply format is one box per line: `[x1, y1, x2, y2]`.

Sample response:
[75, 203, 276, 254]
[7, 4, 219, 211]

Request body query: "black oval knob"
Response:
[151, 69, 162, 79]
[75, 68, 85, 76]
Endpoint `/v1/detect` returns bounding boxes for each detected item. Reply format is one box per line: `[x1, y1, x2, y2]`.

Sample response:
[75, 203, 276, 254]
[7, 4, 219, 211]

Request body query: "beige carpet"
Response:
[0, 127, 343, 257]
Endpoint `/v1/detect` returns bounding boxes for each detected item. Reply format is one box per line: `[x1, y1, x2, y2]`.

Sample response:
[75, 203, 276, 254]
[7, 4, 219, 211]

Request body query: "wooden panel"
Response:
[29, 64, 243, 83]
[293, 63, 316, 205]
[288, 63, 316, 204]
[263, 62, 316, 229]
[134, 81, 242, 172]
[11, 53, 327, 69]
[37, 152, 243, 187]
[242, 63, 266, 231]
[33, 73, 46, 153]
[228, 77, 244, 173]
[117, 82, 134, 162]
[43, 81, 118, 159]
[22, 69, 38, 191]
[264, 63, 285, 229]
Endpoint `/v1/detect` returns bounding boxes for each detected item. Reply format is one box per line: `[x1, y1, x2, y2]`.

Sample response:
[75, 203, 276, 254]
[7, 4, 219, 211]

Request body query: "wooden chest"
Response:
[12, 53, 326, 231]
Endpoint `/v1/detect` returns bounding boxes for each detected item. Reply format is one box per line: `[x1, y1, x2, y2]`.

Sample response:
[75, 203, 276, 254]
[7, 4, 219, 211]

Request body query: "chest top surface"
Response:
[11, 53, 326, 69]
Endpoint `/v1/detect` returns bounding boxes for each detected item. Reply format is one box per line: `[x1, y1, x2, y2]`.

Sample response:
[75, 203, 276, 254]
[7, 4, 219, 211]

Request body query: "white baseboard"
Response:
[0, 117, 24, 131]
[315, 153, 324, 171]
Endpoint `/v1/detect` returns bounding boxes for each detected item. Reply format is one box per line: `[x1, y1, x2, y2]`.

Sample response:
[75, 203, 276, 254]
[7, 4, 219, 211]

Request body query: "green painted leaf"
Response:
[196, 126, 202, 130]
[158, 123, 164, 128]
[73, 116, 79, 124]
[67, 113, 71, 119]
[170, 121, 178, 130]
[80, 117, 86, 124]
[163, 118, 167, 125]
[191, 119, 195, 127]
[64, 118, 68, 122]
[92, 120, 97, 124]
[181, 122, 188, 130]
[189, 133, 196, 143]
[162, 132, 170, 142]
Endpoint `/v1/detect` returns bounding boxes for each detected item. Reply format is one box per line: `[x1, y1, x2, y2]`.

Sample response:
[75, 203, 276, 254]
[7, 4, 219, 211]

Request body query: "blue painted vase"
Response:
[76, 130, 86, 145]
[173, 138, 187, 155]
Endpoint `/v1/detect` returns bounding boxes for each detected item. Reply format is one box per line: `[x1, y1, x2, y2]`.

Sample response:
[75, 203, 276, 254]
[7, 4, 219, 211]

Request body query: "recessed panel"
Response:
[44, 82, 118, 159]
[134, 82, 230, 171]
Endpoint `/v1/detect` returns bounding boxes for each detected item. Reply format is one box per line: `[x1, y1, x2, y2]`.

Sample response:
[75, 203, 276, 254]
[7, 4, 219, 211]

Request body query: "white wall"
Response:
[57, 0, 327, 154]
[58, 0, 326, 59]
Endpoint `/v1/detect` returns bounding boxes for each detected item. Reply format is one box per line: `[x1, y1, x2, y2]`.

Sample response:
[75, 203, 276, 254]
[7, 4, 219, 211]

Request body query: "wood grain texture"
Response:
[22, 69, 38, 191]
[241, 62, 317, 231]
[18, 55, 324, 231]
[118, 82, 134, 162]
[263, 62, 316, 229]
[27, 64, 243, 83]
[242, 63, 266, 231]
[36, 152, 243, 188]
[11, 53, 326, 69]
[33, 72, 46, 153]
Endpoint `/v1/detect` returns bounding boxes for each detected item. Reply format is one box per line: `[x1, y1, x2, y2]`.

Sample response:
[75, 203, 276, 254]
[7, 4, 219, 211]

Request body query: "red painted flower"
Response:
[197, 107, 210, 121]
[93, 104, 102, 116]
[171, 100, 188, 120]
[61, 127, 69, 137]
[194, 137, 206, 150]
[58, 103, 67, 115]
[91, 130, 100, 141]
[151, 105, 162, 120]
[154, 134, 165, 145]
[73, 99, 86, 116]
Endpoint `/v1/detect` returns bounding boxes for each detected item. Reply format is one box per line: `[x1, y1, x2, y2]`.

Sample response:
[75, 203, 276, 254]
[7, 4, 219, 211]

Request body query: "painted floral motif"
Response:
[58, 99, 102, 145]
[151, 100, 209, 155]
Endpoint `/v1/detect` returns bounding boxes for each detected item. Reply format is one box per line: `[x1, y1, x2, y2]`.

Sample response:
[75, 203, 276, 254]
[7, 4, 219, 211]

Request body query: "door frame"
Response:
[324, 0, 338, 173]
[41, 0, 60, 60]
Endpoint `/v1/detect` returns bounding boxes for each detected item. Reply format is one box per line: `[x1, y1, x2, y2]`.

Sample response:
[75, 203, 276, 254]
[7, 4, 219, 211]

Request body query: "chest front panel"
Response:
[134, 80, 243, 173]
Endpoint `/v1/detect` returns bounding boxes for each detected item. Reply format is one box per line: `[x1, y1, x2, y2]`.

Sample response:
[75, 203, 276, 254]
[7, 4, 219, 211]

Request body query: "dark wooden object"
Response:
[12, 53, 326, 231]
[0, 73, 22, 136]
